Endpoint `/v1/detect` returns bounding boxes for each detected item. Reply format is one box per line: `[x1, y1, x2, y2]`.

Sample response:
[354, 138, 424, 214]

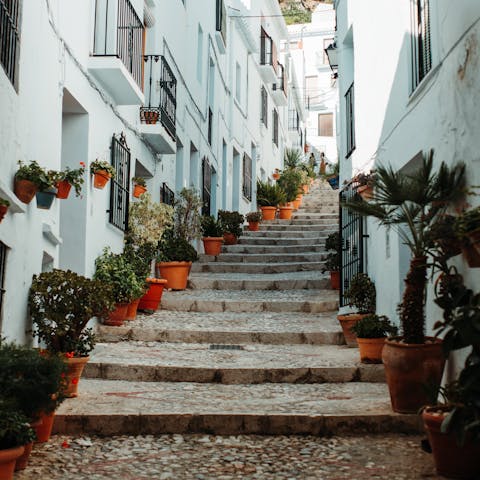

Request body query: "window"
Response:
[202, 157, 212, 215]
[345, 83, 355, 157]
[235, 62, 241, 103]
[0, 0, 21, 89]
[323, 38, 334, 64]
[0, 242, 7, 326]
[109, 134, 131, 231]
[289, 109, 299, 131]
[318, 113, 333, 137]
[160, 183, 175, 206]
[242, 153, 252, 201]
[197, 25, 204, 83]
[272, 109, 279, 147]
[208, 108, 213, 145]
[411, 0, 431, 89]
[216, 0, 226, 46]
[260, 86, 268, 127]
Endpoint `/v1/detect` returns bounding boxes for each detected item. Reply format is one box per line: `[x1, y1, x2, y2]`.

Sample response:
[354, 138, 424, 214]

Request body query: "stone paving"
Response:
[17, 434, 440, 479]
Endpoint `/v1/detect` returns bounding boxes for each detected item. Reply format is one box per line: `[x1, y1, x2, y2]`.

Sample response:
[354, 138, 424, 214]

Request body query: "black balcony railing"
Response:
[260, 27, 277, 73]
[93, 0, 144, 89]
[273, 62, 287, 96]
[140, 55, 177, 141]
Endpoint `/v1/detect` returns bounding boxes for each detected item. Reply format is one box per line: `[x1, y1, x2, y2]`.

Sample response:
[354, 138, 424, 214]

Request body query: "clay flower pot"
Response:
[125, 298, 141, 321]
[36, 187, 57, 210]
[260, 206, 276, 221]
[356, 337, 385, 364]
[202, 237, 224, 256]
[0, 205, 8, 223]
[272, 172, 280, 180]
[138, 278, 168, 311]
[337, 313, 370, 347]
[330, 270, 340, 290]
[104, 302, 128, 326]
[0, 446, 25, 480]
[247, 221, 259, 231]
[357, 184, 373, 201]
[56, 180, 72, 199]
[143, 110, 159, 124]
[63, 355, 90, 398]
[223, 232, 238, 245]
[157, 261, 192, 290]
[93, 170, 111, 189]
[14, 178, 38, 204]
[302, 184, 309, 194]
[34, 411, 55, 443]
[14, 442, 33, 471]
[133, 184, 147, 198]
[278, 205, 293, 220]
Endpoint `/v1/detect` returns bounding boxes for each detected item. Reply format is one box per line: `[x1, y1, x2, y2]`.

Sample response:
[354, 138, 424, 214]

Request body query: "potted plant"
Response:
[337, 273, 376, 347]
[256, 180, 286, 220]
[13, 160, 45, 204]
[35, 169, 58, 210]
[132, 176, 147, 198]
[421, 271, 480, 478]
[455, 206, 480, 268]
[156, 188, 201, 290]
[321, 232, 341, 290]
[428, 214, 463, 259]
[0, 199, 10, 223]
[326, 162, 340, 190]
[29, 269, 115, 397]
[53, 163, 86, 199]
[284, 148, 302, 170]
[272, 168, 280, 180]
[277, 168, 302, 219]
[90, 159, 116, 189]
[350, 314, 398, 363]
[218, 210, 245, 245]
[245, 211, 262, 231]
[94, 248, 145, 326]
[201, 215, 224, 255]
[140, 107, 160, 125]
[342, 151, 467, 412]
[355, 170, 376, 201]
[0, 407, 36, 480]
[126, 193, 173, 312]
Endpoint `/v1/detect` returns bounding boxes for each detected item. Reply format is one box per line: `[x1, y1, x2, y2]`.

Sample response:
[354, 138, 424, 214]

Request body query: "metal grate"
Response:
[207, 108, 213, 146]
[109, 133, 131, 231]
[0, 242, 6, 327]
[215, 0, 226, 46]
[160, 182, 175, 206]
[411, 0, 431, 89]
[209, 344, 244, 351]
[0, 0, 21, 89]
[202, 157, 212, 216]
[272, 109, 279, 147]
[345, 82, 355, 158]
[260, 86, 268, 127]
[242, 153, 252, 201]
[339, 182, 365, 306]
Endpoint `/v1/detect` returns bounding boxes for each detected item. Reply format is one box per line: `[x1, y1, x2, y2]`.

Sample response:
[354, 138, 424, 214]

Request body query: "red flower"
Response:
[79, 162, 86, 168]
[64, 352, 75, 359]
[61, 440, 70, 448]
[71, 378, 79, 385]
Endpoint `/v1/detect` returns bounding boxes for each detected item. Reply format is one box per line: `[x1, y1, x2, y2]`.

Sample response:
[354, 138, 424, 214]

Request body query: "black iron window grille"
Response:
[0, 241, 7, 326]
[273, 62, 287, 95]
[288, 109, 299, 131]
[140, 55, 177, 140]
[339, 182, 365, 306]
[93, 0, 144, 89]
[345, 82, 355, 158]
[202, 157, 212, 216]
[160, 182, 175, 206]
[242, 153, 252, 201]
[411, 0, 431, 89]
[272, 109, 279, 147]
[0, 0, 21, 89]
[260, 27, 277, 73]
[208, 108, 213, 146]
[261, 86, 268, 127]
[109, 133, 131, 231]
[216, 0, 227, 46]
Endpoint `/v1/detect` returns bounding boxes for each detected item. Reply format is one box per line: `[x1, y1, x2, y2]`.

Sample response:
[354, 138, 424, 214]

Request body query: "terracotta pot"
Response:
[302, 184, 309, 194]
[223, 232, 238, 245]
[14, 442, 33, 471]
[272, 172, 280, 180]
[337, 313, 370, 347]
[104, 302, 128, 326]
[125, 298, 141, 321]
[138, 279, 168, 311]
[247, 221, 259, 231]
[260, 206, 276, 221]
[56, 180, 72, 199]
[357, 337, 385, 364]
[14, 178, 37, 204]
[467, 228, 480, 249]
[143, 110, 159, 124]
[133, 184, 147, 198]
[202, 237, 224, 256]
[0, 205, 8, 223]
[278, 206, 293, 220]
[330, 271, 340, 290]
[382, 337, 445, 413]
[461, 244, 480, 268]
[33, 411, 55, 443]
[357, 184, 373, 201]
[293, 194, 303, 210]
[64, 356, 90, 398]
[93, 170, 111, 189]
[422, 408, 480, 479]
[157, 261, 192, 290]
[0, 446, 24, 480]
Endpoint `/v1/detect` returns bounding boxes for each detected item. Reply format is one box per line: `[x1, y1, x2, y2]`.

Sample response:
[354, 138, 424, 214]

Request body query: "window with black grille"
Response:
[208, 108, 213, 145]
[160, 183, 175, 206]
[202, 157, 212, 216]
[289, 109, 299, 131]
[1, 0, 21, 89]
[272, 109, 279, 147]
[411, 0, 431, 89]
[260, 86, 268, 127]
[216, 0, 227, 46]
[0, 242, 6, 326]
[109, 134, 131, 232]
[242, 153, 252, 201]
[345, 83, 355, 158]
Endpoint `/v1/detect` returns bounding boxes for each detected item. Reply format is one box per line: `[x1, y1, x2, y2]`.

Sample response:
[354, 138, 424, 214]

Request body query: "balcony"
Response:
[259, 27, 278, 84]
[89, 0, 145, 105]
[272, 62, 287, 106]
[139, 55, 177, 154]
[215, 0, 227, 54]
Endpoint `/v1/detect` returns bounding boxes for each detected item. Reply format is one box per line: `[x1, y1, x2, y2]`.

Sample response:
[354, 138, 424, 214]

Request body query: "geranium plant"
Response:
[132, 176, 146, 187]
[0, 198, 10, 207]
[52, 164, 86, 196]
[90, 159, 116, 178]
[15, 160, 54, 191]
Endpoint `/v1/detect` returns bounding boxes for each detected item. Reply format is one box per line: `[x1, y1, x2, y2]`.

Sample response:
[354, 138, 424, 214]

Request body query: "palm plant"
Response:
[342, 151, 466, 344]
[256, 181, 286, 207]
[283, 148, 303, 170]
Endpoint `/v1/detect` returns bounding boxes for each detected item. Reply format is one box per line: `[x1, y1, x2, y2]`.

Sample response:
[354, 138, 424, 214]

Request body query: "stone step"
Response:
[254, 223, 337, 232]
[237, 236, 327, 246]
[160, 289, 338, 313]
[97, 310, 343, 345]
[223, 243, 325, 254]
[53, 380, 422, 436]
[265, 218, 338, 226]
[198, 252, 325, 264]
[241, 230, 330, 239]
[83, 342, 385, 384]
[191, 261, 326, 274]
[293, 213, 339, 219]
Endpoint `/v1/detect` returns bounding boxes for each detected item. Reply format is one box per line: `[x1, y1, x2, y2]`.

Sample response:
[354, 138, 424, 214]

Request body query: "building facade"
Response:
[0, 0, 301, 343]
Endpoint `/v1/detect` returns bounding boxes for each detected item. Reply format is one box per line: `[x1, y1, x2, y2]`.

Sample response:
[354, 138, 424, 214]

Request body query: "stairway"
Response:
[53, 180, 422, 436]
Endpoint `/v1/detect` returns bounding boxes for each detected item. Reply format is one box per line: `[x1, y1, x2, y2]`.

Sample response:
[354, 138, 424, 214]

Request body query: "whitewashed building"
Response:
[0, 0, 300, 343]
[334, 0, 480, 341]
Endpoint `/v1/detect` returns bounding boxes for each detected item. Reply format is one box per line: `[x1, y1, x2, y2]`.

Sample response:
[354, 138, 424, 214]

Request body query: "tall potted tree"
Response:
[342, 151, 467, 412]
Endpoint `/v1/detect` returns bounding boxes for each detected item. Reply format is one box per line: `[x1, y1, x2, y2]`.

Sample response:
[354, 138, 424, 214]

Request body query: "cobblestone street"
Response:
[17, 434, 441, 480]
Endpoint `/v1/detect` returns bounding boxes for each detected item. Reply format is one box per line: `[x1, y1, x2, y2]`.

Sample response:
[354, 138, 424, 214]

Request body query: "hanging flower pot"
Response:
[133, 184, 147, 198]
[279, 205, 293, 220]
[125, 298, 141, 321]
[0, 203, 9, 223]
[36, 187, 57, 210]
[138, 278, 168, 311]
[0, 446, 25, 479]
[272, 172, 280, 180]
[104, 302, 128, 326]
[14, 179, 38, 204]
[223, 232, 238, 245]
[157, 261, 192, 290]
[93, 170, 112, 189]
[260, 206, 276, 221]
[56, 180, 72, 199]
[202, 237, 224, 256]
[247, 221, 259, 231]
